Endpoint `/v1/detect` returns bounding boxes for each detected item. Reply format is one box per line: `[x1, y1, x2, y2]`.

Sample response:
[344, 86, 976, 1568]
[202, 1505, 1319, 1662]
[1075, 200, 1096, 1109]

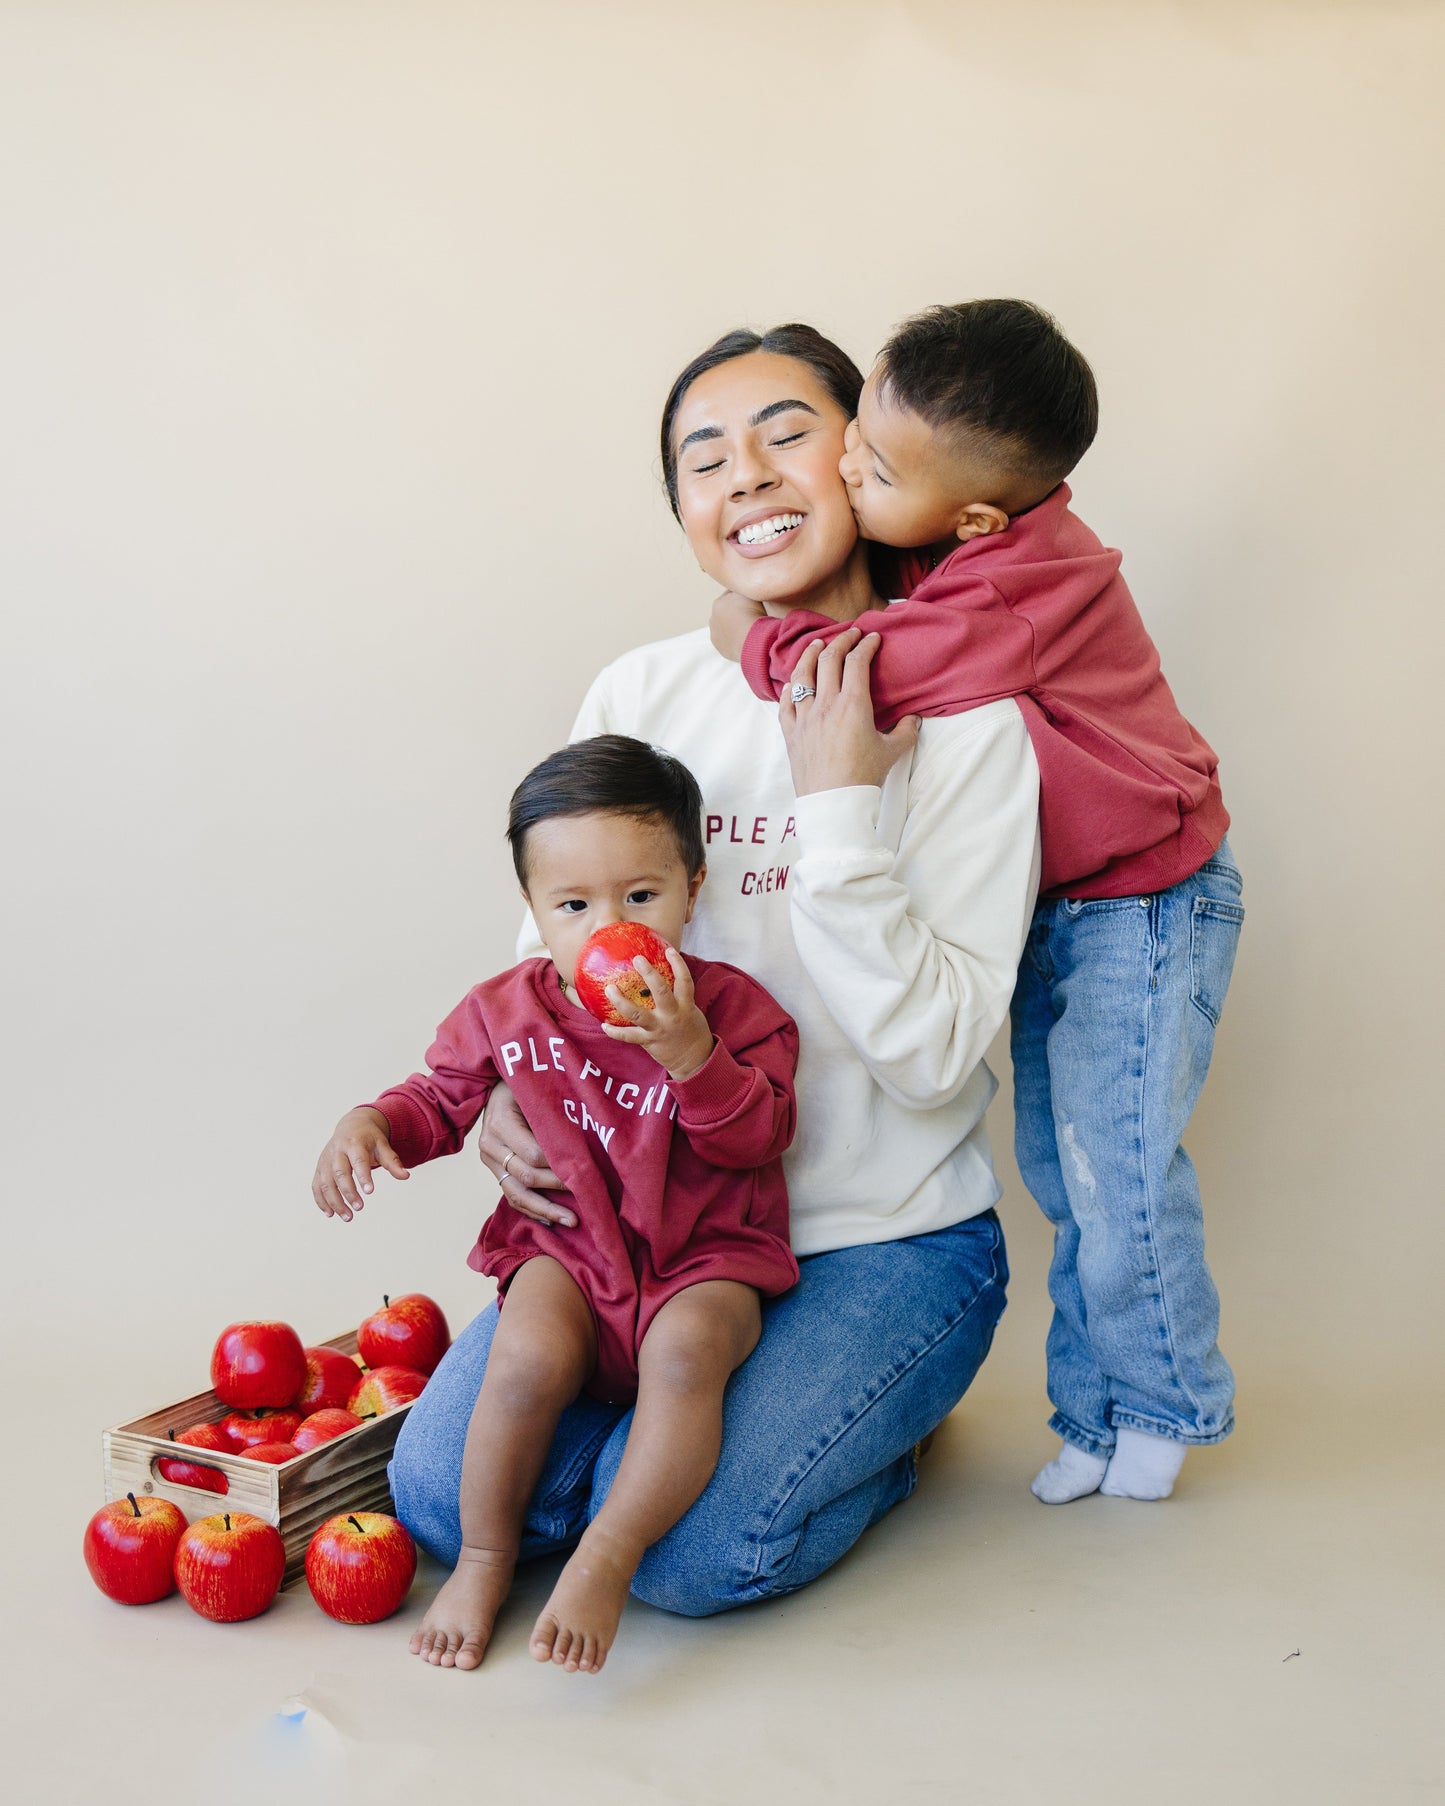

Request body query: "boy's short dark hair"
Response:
[507, 735, 705, 887]
[879, 299, 1098, 491]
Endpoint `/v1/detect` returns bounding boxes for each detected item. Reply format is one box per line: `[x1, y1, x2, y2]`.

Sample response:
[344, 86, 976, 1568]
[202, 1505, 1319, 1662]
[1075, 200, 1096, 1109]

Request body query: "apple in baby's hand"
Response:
[292, 1408, 363, 1452]
[158, 1423, 230, 1492]
[221, 1408, 304, 1451]
[84, 1493, 187, 1604]
[174, 1512, 285, 1622]
[305, 1511, 417, 1624]
[347, 1364, 428, 1419]
[574, 922, 675, 1027]
[297, 1344, 363, 1415]
[210, 1321, 306, 1409]
[357, 1294, 450, 1377]
[241, 1441, 298, 1466]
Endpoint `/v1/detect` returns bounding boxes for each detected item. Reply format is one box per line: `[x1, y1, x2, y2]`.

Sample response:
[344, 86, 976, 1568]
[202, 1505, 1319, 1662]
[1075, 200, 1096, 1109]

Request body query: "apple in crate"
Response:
[348, 1364, 428, 1419]
[306, 1512, 417, 1624]
[221, 1408, 304, 1450]
[242, 1441, 298, 1465]
[573, 922, 675, 1026]
[292, 1408, 363, 1452]
[84, 1493, 186, 1604]
[298, 1344, 363, 1415]
[174, 1512, 285, 1622]
[357, 1293, 450, 1377]
[158, 1422, 230, 1492]
[210, 1321, 306, 1409]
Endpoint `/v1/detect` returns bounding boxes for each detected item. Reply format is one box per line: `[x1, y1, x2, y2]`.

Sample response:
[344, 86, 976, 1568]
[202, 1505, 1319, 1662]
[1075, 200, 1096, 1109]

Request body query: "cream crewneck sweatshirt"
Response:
[521, 626, 1040, 1258]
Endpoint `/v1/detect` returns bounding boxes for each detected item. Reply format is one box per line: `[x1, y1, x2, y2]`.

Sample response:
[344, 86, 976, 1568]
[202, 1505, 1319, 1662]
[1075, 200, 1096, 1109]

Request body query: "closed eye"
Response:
[872, 466, 892, 486]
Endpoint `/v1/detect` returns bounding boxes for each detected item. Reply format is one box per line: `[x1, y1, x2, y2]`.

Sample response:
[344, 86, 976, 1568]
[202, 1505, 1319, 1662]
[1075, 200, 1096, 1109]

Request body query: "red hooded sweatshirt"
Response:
[740, 484, 1228, 899]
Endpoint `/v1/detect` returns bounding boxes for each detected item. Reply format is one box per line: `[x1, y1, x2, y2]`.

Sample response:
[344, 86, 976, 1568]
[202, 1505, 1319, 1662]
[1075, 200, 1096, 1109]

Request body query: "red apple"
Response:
[157, 1422, 230, 1492]
[221, 1408, 303, 1450]
[83, 1493, 186, 1604]
[210, 1321, 306, 1409]
[347, 1364, 428, 1419]
[357, 1293, 450, 1377]
[175, 1511, 285, 1621]
[240, 1441, 297, 1465]
[305, 1511, 417, 1624]
[573, 922, 676, 1026]
[292, 1408, 363, 1452]
[297, 1344, 363, 1415]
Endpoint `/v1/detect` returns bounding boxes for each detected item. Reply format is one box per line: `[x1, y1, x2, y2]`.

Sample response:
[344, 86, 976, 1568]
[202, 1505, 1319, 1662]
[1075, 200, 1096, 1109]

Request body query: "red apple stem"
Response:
[348, 1515, 365, 1534]
[224, 1513, 232, 1531]
[383, 1294, 390, 1307]
[127, 1492, 141, 1517]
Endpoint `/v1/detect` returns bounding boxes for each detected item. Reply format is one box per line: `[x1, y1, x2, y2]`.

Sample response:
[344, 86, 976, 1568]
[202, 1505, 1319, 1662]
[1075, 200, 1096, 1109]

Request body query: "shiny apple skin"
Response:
[292, 1408, 364, 1453]
[356, 1294, 450, 1377]
[157, 1421, 230, 1492]
[210, 1321, 306, 1409]
[305, 1511, 417, 1624]
[241, 1441, 298, 1465]
[297, 1345, 363, 1415]
[347, 1364, 428, 1418]
[174, 1513, 285, 1622]
[83, 1495, 187, 1604]
[221, 1408, 304, 1450]
[573, 922, 675, 1026]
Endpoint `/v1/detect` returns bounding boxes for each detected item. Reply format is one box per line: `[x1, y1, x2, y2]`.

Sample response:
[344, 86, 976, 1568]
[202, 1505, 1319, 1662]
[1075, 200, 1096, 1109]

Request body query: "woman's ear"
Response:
[954, 502, 1011, 542]
[684, 864, 707, 921]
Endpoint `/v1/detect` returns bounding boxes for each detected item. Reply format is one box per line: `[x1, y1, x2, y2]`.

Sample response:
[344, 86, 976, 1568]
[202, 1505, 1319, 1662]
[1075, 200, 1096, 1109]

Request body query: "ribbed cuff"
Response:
[671, 1037, 752, 1124]
[360, 1091, 428, 1167]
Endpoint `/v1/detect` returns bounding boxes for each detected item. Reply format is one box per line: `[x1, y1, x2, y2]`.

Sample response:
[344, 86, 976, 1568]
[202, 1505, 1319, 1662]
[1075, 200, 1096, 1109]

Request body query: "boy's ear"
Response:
[954, 501, 1010, 542]
[684, 863, 707, 921]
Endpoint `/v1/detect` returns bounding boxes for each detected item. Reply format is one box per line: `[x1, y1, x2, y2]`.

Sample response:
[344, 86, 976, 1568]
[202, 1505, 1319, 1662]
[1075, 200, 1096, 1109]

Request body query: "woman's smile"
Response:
[729, 509, 806, 557]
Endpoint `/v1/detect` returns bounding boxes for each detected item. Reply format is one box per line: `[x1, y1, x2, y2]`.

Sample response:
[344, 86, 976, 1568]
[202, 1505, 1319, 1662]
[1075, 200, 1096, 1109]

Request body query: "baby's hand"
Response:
[313, 1107, 409, 1222]
[709, 590, 766, 663]
[602, 947, 714, 1082]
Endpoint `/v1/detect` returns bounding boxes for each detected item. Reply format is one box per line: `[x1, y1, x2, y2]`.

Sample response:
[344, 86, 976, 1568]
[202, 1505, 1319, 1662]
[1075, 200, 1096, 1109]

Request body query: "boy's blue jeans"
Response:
[390, 1211, 1007, 1616]
[1010, 838, 1243, 1454]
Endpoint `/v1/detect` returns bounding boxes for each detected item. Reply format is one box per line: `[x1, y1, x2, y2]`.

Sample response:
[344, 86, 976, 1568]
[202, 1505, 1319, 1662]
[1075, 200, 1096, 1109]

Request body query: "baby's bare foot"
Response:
[409, 1546, 515, 1670]
[530, 1529, 636, 1674]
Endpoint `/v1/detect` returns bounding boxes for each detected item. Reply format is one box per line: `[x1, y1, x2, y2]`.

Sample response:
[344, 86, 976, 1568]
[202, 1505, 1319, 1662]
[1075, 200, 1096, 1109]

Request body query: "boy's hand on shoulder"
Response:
[312, 1107, 409, 1222]
[709, 590, 766, 664]
[602, 947, 714, 1082]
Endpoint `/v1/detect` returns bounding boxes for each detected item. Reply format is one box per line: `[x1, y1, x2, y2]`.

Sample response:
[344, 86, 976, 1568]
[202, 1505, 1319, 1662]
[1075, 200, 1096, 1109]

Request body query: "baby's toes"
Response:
[551, 1623, 576, 1667]
[438, 1629, 463, 1667]
[530, 1613, 559, 1663]
[455, 1633, 485, 1672]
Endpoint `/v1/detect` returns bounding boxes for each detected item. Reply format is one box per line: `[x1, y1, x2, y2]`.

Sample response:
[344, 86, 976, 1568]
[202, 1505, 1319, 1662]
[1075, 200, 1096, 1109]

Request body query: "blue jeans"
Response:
[1010, 839, 1243, 1454]
[390, 1210, 1007, 1616]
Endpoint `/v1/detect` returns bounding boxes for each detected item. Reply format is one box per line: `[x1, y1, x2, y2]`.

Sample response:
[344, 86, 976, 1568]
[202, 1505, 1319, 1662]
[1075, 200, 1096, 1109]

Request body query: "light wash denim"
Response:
[390, 1210, 1007, 1616]
[1010, 837, 1244, 1454]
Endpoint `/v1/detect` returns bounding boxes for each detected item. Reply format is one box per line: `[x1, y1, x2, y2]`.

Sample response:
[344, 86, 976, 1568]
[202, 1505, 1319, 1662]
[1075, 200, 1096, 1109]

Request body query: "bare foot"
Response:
[530, 1529, 636, 1674]
[409, 1546, 516, 1670]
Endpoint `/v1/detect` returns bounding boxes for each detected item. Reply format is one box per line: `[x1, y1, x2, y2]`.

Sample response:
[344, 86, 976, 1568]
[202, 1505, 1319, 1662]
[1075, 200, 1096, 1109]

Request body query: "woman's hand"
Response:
[779, 628, 920, 797]
[477, 1086, 576, 1229]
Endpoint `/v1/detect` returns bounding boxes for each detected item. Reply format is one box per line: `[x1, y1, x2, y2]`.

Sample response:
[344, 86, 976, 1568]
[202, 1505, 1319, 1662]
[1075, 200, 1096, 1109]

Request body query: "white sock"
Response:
[1100, 1427, 1187, 1500]
[1031, 1440, 1109, 1504]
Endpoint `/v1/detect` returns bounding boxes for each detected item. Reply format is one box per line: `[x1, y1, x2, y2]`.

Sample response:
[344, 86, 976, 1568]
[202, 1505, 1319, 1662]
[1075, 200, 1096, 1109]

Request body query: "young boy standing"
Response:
[717, 300, 1243, 1503]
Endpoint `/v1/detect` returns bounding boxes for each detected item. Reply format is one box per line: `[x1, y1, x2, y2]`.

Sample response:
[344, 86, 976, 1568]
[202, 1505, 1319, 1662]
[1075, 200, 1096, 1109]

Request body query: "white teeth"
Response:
[736, 513, 803, 546]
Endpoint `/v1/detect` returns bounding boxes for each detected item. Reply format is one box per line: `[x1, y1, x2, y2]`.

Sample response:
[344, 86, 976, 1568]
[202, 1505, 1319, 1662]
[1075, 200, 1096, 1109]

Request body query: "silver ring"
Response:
[501, 1151, 516, 1178]
[790, 682, 817, 703]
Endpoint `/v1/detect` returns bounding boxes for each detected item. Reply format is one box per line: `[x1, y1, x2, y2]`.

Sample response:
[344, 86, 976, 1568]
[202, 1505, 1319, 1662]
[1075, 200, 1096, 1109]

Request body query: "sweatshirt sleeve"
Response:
[739, 582, 1037, 733]
[670, 977, 799, 1170]
[366, 992, 500, 1168]
[788, 703, 1040, 1111]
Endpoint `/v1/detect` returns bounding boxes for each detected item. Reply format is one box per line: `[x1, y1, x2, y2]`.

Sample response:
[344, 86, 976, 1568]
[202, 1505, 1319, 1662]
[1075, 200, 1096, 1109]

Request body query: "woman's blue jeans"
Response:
[1010, 839, 1244, 1454]
[390, 1210, 1008, 1616]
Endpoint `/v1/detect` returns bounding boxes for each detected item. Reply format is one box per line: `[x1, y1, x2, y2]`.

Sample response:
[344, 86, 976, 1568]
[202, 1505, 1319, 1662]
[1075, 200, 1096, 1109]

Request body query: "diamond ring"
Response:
[790, 682, 817, 703]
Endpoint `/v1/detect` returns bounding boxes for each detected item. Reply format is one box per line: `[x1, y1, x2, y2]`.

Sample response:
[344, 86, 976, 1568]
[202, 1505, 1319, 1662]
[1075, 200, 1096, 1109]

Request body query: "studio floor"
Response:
[12, 1381, 1439, 1805]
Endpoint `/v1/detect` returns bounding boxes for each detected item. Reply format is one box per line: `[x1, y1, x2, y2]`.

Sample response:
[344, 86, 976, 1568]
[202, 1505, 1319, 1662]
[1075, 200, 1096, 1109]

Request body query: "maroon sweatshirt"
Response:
[741, 484, 1228, 899]
[368, 955, 799, 1403]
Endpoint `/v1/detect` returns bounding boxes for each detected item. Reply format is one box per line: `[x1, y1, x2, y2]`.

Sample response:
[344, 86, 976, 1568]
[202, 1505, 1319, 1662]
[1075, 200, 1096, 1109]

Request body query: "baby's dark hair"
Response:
[660, 323, 865, 520]
[507, 735, 705, 888]
[878, 299, 1098, 493]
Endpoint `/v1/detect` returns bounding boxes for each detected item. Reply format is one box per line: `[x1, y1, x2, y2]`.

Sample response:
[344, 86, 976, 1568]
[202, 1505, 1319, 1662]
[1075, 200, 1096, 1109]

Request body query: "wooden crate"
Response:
[102, 1330, 415, 1586]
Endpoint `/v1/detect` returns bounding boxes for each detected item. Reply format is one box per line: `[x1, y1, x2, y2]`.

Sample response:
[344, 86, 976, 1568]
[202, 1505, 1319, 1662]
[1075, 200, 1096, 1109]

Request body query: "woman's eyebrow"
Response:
[678, 399, 821, 457]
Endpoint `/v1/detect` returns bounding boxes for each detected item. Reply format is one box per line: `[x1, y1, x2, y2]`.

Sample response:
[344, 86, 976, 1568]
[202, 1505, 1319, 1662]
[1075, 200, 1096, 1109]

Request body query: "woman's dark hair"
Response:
[507, 735, 705, 887]
[878, 299, 1097, 490]
[659, 324, 865, 519]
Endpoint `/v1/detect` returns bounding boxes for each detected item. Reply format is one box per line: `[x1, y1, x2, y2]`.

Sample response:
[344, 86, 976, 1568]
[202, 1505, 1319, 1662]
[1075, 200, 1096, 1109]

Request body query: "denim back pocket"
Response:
[1190, 896, 1245, 1024]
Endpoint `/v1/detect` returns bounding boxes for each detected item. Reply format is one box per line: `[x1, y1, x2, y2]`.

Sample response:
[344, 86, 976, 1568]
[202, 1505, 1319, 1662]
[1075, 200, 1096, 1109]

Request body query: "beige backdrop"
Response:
[4, 0, 1442, 1439]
